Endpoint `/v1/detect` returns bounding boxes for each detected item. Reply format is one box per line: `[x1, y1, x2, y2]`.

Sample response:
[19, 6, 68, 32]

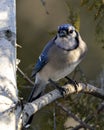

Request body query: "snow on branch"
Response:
[22, 82, 104, 126]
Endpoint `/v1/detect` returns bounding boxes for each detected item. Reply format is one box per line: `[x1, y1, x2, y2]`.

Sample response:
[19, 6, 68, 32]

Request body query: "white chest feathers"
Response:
[51, 61, 80, 81]
[55, 36, 77, 51]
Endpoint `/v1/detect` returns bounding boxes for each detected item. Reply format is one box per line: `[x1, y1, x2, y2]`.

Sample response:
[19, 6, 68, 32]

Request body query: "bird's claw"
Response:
[49, 79, 67, 97]
[65, 76, 78, 92]
[57, 87, 67, 97]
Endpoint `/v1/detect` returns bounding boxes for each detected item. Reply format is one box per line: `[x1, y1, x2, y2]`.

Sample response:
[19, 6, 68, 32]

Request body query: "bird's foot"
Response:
[57, 86, 67, 97]
[65, 76, 78, 92]
[49, 79, 67, 97]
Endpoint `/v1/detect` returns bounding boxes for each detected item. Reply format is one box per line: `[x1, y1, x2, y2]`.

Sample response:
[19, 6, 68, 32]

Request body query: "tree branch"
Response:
[17, 67, 34, 85]
[55, 101, 94, 130]
[22, 82, 104, 126]
[72, 101, 104, 130]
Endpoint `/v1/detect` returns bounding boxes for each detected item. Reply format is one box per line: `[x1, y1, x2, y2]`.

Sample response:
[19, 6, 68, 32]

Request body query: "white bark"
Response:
[22, 83, 104, 126]
[0, 0, 20, 130]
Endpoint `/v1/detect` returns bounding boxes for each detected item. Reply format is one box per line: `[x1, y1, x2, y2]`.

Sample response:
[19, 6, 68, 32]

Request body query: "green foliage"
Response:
[66, 2, 80, 31]
[81, 0, 104, 47]
[80, 0, 104, 19]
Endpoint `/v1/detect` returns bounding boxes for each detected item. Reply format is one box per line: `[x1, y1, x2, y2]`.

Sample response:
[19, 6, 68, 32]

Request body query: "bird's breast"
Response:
[39, 51, 80, 82]
[38, 40, 87, 82]
[50, 61, 79, 81]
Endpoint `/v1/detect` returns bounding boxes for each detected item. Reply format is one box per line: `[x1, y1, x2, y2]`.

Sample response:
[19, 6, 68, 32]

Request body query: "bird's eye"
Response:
[69, 30, 73, 34]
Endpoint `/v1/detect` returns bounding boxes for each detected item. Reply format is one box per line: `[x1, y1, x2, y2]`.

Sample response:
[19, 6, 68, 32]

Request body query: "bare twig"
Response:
[73, 115, 94, 130]
[55, 101, 94, 130]
[40, 0, 49, 14]
[71, 125, 83, 130]
[72, 101, 104, 130]
[53, 106, 56, 130]
[97, 101, 104, 114]
[16, 43, 22, 48]
[17, 67, 34, 85]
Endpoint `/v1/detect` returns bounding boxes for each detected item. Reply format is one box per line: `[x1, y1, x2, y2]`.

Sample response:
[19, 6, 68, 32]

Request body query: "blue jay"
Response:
[25, 24, 87, 127]
[30, 23, 87, 100]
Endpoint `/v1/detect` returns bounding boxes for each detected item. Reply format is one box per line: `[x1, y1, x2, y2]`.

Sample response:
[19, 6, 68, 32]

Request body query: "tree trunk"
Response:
[0, 0, 20, 130]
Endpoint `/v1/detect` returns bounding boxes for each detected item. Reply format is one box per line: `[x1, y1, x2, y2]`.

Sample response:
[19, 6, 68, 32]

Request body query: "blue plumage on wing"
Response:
[31, 38, 55, 78]
[31, 53, 48, 78]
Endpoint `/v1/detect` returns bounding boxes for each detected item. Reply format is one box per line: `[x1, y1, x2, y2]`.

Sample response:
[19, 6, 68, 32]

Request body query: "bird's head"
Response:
[55, 24, 79, 51]
[58, 24, 77, 39]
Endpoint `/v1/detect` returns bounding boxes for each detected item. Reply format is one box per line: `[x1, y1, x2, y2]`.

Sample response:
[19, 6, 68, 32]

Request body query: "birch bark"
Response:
[0, 0, 19, 130]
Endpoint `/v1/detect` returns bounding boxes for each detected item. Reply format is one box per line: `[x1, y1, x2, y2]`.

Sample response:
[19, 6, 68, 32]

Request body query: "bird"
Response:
[25, 23, 87, 127]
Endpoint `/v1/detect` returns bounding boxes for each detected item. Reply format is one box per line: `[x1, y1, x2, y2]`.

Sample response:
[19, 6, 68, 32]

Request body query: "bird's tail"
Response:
[27, 83, 44, 102]
[24, 83, 46, 128]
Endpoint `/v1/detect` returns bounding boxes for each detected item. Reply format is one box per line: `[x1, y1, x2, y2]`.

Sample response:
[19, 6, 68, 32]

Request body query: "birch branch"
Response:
[22, 82, 104, 126]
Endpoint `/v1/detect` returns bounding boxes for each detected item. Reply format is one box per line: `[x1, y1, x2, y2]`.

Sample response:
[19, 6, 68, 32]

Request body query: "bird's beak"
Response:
[59, 30, 67, 37]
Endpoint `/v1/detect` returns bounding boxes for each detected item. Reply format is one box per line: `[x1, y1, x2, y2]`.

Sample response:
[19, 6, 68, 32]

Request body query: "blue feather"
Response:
[58, 24, 72, 31]
[31, 37, 56, 78]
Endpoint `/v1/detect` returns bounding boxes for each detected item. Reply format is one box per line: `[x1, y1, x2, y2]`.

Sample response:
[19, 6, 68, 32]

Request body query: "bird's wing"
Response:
[31, 37, 56, 78]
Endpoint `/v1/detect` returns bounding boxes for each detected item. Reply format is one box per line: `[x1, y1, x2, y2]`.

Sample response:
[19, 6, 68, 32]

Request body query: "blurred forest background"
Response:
[17, 0, 104, 130]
